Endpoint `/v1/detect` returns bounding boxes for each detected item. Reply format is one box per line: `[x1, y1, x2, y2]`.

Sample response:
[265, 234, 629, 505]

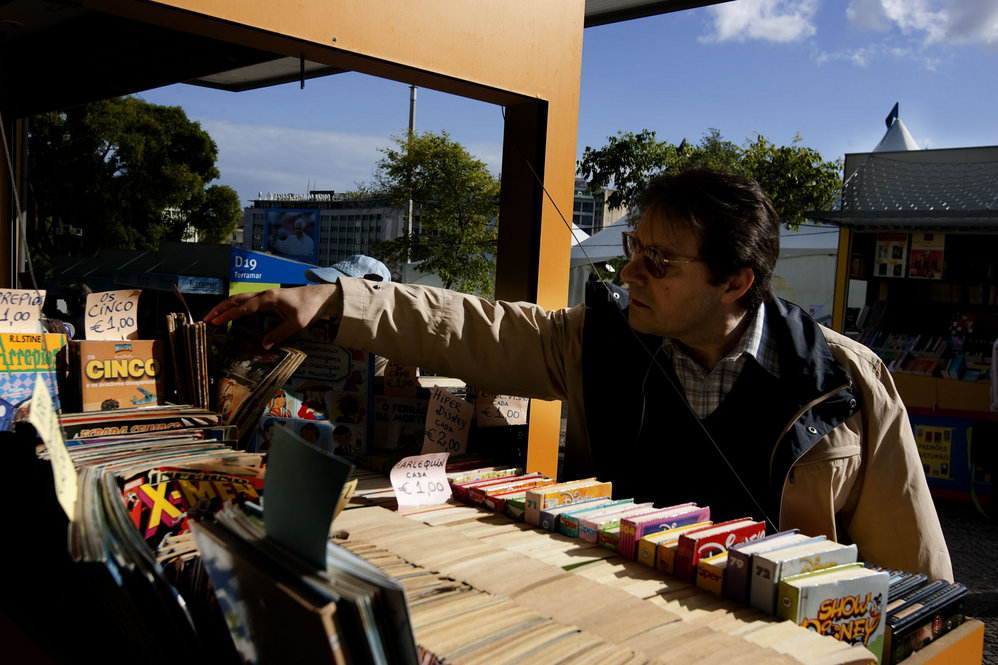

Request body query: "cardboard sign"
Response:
[421, 386, 473, 455]
[29, 376, 77, 521]
[390, 452, 451, 508]
[384, 361, 418, 397]
[0, 289, 45, 333]
[475, 391, 529, 428]
[85, 289, 140, 340]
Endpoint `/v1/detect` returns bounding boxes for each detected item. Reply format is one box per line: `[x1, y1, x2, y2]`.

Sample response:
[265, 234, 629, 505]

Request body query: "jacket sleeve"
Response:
[332, 277, 584, 402]
[836, 345, 954, 581]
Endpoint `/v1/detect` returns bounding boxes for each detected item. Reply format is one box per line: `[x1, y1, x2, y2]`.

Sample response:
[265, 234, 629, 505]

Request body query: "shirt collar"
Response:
[660, 302, 780, 377]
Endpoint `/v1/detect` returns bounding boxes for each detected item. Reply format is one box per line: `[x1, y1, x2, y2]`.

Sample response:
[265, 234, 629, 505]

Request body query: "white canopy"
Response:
[570, 214, 631, 267]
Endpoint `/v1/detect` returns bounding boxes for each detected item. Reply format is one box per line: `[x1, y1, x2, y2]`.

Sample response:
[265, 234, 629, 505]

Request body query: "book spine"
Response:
[656, 541, 680, 574]
[618, 521, 639, 559]
[723, 549, 753, 604]
[749, 558, 782, 613]
[597, 525, 620, 552]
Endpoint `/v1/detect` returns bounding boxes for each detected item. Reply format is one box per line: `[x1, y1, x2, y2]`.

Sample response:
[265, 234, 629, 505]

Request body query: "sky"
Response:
[137, 0, 998, 209]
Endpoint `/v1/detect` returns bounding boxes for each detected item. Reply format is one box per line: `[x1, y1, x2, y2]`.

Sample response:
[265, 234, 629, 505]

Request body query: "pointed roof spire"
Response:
[874, 102, 920, 152]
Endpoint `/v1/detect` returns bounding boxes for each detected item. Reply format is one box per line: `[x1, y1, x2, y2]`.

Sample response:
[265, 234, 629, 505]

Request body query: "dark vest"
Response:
[580, 284, 858, 528]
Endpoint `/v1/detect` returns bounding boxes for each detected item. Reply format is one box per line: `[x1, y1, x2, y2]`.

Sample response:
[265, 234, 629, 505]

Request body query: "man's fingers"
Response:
[203, 292, 265, 325]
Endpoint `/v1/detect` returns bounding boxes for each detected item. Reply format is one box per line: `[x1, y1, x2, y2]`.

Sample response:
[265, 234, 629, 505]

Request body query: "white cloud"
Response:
[201, 121, 390, 205]
[814, 43, 941, 70]
[701, 0, 820, 43]
[846, 0, 998, 46]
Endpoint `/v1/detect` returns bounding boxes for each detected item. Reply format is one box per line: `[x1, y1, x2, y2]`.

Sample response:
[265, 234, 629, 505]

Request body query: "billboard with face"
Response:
[265, 209, 319, 265]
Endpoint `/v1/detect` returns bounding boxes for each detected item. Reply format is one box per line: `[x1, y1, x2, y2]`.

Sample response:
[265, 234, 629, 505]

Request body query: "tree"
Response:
[368, 131, 500, 296]
[26, 96, 241, 273]
[578, 129, 841, 230]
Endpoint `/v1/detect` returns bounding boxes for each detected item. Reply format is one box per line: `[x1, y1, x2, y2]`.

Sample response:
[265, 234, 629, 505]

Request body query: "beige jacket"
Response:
[335, 277, 952, 581]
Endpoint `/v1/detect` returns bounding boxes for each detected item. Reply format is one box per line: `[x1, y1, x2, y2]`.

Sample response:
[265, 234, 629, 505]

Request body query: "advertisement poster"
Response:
[914, 424, 952, 479]
[907, 233, 945, 280]
[874, 233, 908, 278]
[265, 209, 319, 265]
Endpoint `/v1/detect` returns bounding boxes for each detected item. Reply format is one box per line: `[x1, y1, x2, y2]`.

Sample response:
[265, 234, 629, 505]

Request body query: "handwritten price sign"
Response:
[85, 289, 140, 340]
[384, 361, 418, 397]
[420, 386, 473, 455]
[0, 289, 45, 333]
[474, 391, 529, 428]
[28, 376, 77, 520]
[390, 452, 452, 508]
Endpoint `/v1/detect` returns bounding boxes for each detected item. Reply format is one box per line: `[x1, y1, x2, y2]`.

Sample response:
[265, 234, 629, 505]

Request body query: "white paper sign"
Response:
[85, 289, 140, 340]
[475, 392, 529, 428]
[28, 376, 77, 521]
[421, 386, 473, 455]
[0, 289, 45, 333]
[390, 452, 452, 508]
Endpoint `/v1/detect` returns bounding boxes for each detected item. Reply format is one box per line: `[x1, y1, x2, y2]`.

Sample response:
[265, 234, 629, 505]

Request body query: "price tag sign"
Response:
[475, 391, 529, 428]
[85, 289, 140, 340]
[28, 376, 77, 521]
[0, 289, 45, 333]
[384, 361, 418, 397]
[390, 452, 452, 508]
[420, 386, 473, 455]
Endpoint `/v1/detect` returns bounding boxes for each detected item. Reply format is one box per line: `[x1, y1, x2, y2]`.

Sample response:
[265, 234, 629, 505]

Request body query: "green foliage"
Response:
[578, 128, 842, 230]
[368, 131, 500, 297]
[27, 96, 240, 272]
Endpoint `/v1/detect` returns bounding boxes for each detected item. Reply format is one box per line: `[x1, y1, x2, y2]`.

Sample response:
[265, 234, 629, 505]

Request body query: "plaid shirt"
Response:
[661, 303, 780, 419]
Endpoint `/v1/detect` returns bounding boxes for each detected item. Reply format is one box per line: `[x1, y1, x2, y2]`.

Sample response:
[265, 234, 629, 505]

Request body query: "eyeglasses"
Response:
[621, 231, 702, 279]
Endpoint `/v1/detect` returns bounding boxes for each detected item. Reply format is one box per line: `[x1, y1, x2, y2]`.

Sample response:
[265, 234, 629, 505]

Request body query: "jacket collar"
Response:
[767, 296, 853, 399]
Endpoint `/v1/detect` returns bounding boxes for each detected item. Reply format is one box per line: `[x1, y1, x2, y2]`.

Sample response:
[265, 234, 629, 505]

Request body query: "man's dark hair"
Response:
[633, 168, 781, 310]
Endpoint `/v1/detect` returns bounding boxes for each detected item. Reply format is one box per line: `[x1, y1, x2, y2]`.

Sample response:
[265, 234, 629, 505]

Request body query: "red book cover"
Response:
[674, 518, 766, 582]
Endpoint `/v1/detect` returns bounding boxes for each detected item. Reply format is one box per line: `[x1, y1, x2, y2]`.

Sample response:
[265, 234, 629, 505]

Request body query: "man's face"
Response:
[619, 212, 730, 344]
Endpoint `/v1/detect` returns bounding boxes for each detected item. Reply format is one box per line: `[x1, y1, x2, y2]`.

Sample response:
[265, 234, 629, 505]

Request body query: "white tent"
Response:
[873, 103, 921, 152]
[567, 215, 631, 305]
[773, 223, 840, 324]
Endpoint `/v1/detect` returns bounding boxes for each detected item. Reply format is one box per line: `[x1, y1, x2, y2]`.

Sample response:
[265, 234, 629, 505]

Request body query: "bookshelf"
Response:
[833, 228, 998, 503]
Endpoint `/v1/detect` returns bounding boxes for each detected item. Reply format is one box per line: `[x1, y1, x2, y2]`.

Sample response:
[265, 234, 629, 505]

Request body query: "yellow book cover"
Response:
[637, 521, 712, 569]
[696, 551, 728, 596]
[72, 339, 166, 411]
[523, 478, 610, 526]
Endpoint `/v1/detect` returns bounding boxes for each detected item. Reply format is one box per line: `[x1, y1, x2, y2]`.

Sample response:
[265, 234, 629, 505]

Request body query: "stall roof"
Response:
[809, 146, 998, 232]
[1, 0, 730, 113]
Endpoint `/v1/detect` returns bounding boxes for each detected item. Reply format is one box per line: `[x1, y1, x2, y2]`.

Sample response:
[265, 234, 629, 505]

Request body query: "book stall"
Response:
[815, 146, 998, 506]
[0, 280, 985, 664]
[0, 3, 989, 665]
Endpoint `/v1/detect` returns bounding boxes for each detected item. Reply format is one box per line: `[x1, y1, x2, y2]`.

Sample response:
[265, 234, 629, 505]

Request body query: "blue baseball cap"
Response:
[305, 255, 392, 283]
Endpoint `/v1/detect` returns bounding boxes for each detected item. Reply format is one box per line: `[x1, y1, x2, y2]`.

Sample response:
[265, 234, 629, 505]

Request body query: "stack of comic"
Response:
[212, 323, 306, 449]
[165, 311, 210, 408]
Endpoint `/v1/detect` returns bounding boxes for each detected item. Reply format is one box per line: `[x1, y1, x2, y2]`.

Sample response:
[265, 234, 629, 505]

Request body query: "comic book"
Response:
[776, 563, 890, 664]
[213, 324, 306, 449]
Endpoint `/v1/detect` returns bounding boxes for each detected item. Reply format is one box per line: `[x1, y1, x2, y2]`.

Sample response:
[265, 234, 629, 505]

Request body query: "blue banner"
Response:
[230, 248, 315, 286]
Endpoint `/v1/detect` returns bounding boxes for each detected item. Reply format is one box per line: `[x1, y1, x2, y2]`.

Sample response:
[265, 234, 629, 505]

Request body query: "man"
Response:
[276, 215, 315, 258]
[205, 169, 952, 580]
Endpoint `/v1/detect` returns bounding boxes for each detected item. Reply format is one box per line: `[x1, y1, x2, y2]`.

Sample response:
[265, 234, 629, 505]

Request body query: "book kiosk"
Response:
[818, 147, 998, 507]
[0, 2, 986, 664]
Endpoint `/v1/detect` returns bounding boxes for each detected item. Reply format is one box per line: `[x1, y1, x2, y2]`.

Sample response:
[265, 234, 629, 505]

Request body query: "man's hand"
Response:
[203, 284, 342, 349]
